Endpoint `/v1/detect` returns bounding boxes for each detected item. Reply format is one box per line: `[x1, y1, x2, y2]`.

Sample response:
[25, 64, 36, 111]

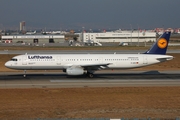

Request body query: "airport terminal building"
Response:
[1, 35, 64, 44]
[82, 31, 156, 43]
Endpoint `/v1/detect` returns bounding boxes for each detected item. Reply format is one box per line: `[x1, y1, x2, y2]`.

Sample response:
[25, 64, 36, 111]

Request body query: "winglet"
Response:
[144, 32, 171, 55]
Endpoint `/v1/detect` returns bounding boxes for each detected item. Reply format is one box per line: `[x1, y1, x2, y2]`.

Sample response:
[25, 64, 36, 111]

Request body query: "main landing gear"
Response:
[86, 71, 94, 78]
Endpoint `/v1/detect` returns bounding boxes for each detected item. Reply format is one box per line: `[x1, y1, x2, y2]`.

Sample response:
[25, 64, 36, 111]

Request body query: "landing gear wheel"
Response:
[88, 73, 94, 78]
[23, 74, 26, 78]
[87, 72, 94, 78]
[23, 70, 26, 78]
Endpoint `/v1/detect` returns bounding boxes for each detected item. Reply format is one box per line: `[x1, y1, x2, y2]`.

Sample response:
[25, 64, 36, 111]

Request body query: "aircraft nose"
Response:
[5, 61, 11, 68]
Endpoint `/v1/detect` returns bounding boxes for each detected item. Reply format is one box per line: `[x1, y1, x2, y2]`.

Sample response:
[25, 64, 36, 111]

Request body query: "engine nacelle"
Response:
[66, 67, 84, 75]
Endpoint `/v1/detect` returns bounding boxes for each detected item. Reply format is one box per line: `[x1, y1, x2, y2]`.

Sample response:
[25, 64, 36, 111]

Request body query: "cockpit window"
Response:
[10, 58, 18, 61]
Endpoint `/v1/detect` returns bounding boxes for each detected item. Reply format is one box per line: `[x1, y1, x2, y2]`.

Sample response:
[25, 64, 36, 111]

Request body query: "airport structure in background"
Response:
[1, 21, 180, 46]
[81, 30, 156, 43]
[19, 21, 26, 34]
[1, 35, 64, 44]
[0, 30, 157, 45]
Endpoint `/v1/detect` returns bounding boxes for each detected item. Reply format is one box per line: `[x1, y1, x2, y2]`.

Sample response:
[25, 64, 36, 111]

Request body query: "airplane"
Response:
[84, 40, 102, 46]
[5, 32, 173, 78]
[26, 31, 36, 35]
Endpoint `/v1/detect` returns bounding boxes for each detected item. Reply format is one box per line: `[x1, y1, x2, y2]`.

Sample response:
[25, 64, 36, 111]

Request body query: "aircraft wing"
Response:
[81, 63, 111, 70]
[81, 63, 111, 67]
[66, 63, 111, 70]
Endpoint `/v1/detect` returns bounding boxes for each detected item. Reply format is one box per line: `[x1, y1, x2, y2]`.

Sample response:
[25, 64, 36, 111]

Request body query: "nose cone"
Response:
[5, 61, 11, 68]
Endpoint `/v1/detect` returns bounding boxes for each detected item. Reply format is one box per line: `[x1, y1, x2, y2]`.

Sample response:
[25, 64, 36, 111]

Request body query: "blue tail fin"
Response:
[144, 32, 171, 55]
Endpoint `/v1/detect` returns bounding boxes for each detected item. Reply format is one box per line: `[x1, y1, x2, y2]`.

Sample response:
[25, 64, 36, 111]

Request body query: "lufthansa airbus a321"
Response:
[5, 32, 173, 78]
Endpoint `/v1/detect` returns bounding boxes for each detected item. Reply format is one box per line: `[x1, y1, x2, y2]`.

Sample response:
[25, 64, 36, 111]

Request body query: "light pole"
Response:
[130, 24, 132, 46]
[137, 24, 139, 47]
[82, 27, 84, 42]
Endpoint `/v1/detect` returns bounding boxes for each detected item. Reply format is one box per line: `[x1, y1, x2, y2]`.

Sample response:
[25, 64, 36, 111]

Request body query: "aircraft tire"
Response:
[88, 73, 94, 78]
[23, 74, 26, 78]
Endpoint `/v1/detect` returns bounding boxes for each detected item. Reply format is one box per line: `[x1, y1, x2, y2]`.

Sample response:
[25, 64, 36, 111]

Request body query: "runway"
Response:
[0, 70, 180, 88]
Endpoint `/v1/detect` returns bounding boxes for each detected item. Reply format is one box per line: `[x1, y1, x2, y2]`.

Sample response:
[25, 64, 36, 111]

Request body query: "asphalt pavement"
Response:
[0, 70, 179, 88]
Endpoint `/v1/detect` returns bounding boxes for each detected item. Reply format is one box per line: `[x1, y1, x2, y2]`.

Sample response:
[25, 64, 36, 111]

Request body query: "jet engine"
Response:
[65, 67, 84, 75]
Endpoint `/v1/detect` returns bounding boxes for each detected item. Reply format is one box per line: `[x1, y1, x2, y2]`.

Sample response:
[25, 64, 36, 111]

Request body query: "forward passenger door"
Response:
[22, 55, 27, 65]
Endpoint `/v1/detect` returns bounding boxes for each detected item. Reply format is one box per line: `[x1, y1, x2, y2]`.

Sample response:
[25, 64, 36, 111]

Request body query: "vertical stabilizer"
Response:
[144, 32, 171, 55]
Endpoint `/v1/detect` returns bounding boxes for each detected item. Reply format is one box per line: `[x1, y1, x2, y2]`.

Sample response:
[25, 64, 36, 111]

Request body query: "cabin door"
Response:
[143, 56, 148, 64]
[22, 55, 27, 65]
[99, 57, 103, 63]
[57, 56, 61, 65]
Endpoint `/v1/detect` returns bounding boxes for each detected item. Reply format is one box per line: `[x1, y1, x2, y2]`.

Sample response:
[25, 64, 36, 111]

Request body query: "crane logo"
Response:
[157, 38, 167, 49]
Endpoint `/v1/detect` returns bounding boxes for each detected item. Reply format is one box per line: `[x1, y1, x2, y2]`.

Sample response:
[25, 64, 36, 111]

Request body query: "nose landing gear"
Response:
[23, 70, 26, 78]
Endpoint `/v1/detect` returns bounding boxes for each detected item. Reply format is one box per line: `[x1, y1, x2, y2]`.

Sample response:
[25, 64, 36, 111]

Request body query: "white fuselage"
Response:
[5, 54, 173, 70]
